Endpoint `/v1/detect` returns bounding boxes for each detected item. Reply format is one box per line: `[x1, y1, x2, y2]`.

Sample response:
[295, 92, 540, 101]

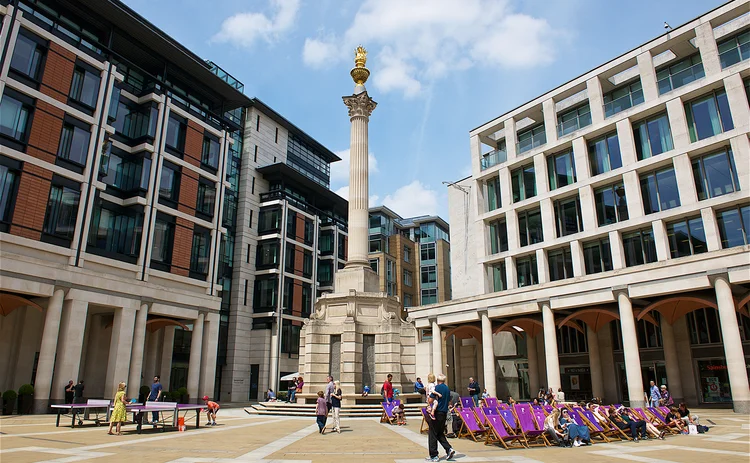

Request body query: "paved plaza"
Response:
[1, 408, 748, 463]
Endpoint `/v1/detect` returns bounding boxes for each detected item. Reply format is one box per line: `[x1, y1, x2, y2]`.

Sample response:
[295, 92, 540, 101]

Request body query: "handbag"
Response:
[688, 424, 698, 435]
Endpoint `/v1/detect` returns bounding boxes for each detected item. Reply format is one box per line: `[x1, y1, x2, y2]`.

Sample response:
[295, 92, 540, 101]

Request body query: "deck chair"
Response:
[484, 415, 527, 449]
[577, 408, 612, 442]
[474, 407, 490, 426]
[460, 396, 475, 409]
[457, 409, 486, 442]
[514, 404, 549, 447]
[647, 407, 680, 434]
[499, 408, 519, 432]
[543, 405, 554, 414]
[485, 397, 499, 408]
[419, 407, 431, 434]
[498, 403, 509, 410]
[380, 401, 398, 424]
[482, 407, 499, 417]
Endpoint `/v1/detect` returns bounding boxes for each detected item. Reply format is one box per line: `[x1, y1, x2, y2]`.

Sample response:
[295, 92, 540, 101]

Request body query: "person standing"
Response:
[382, 374, 394, 404]
[331, 380, 342, 434]
[556, 387, 565, 403]
[649, 381, 660, 408]
[147, 376, 163, 425]
[467, 377, 480, 406]
[660, 385, 673, 406]
[315, 391, 327, 434]
[73, 380, 85, 404]
[324, 376, 335, 412]
[425, 374, 455, 462]
[107, 382, 127, 436]
[64, 380, 75, 404]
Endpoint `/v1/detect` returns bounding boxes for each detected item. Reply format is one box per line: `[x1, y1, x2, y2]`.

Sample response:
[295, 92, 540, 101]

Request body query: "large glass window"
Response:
[685, 90, 734, 142]
[286, 210, 297, 239]
[202, 135, 220, 170]
[57, 121, 90, 166]
[69, 65, 100, 109]
[666, 216, 707, 258]
[687, 308, 723, 345]
[547, 149, 576, 190]
[319, 230, 333, 254]
[548, 247, 574, 281]
[0, 92, 32, 145]
[284, 243, 295, 272]
[87, 199, 142, 260]
[110, 99, 158, 141]
[486, 176, 501, 211]
[421, 242, 436, 262]
[304, 218, 314, 245]
[717, 30, 750, 69]
[9, 31, 45, 82]
[150, 217, 174, 264]
[633, 112, 673, 160]
[588, 132, 622, 176]
[511, 163, 536, 202]
[165, 114, 186, 152]
[196, 181, 216, 217]
[557, 103, 591, 137]
[656, 53, 705, 94]
[318, 260, 333, 285]
[554, 196, 583, 237]
[421, 265, 437, 288]
[190, 227, 210, 276]
[516, 255, 538, 287]
[253, 277, 278, 310]
[258, 207, 281, 233]
[480, 139, 507, 170]
[421, 289, 438, 305]
[594, 182, 628, 226]
[583, 238, 613, 274]
[158, 163, 180, 203]
[101, 148, 151, 194]
[692, 148, 739, 200]
[716, 204, 750, 248]
[518, 208, 543, 246]
[42, 182, 80, 243]
[0, 161, 20, 230]
[491, 261, 506, 292]
[303, 250, 313, 277]
[622, 228, 658, 267]
[403, 269, 413, 287]
[301, 283, 312, 316]
[603, 79, 644, 117]
[641, 167, 680, 214]
[489, 218, 508, 254]
[517, 124, 546, 154]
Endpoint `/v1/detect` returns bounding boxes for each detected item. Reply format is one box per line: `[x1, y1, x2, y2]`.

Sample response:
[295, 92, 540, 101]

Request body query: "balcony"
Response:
[657, 62, 705, 94]
[557, 105, 592, 137]
[516, 130, 546, 154]
[603, 88, 644, 118]
[480, 148, 507, 170]
[207, 60, 245, 93]
[719, 41, 749, 69]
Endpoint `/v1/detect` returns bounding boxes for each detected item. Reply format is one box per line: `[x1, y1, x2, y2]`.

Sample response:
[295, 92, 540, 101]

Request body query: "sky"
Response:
[123, 0, 723, 221]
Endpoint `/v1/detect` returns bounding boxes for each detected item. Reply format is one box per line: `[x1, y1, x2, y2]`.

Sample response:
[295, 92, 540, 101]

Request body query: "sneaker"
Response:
[634, 437, 639, 443]
[337, 427, 341, 434]
[447, 448, 456, 460]
[424, 457, 439, 462]
[573, 440, 581, 447]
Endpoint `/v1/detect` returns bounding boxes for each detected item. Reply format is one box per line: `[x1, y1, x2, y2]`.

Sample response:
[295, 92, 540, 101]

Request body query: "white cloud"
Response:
[329, 149, 379, 185]
[301, 0, 560, 97]
[211, 0, 300, 48]
[382, 181, 439, 218]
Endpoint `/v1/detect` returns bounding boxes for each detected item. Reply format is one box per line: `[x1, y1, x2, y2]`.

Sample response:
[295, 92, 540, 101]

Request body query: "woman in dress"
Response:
[108, 382, 128, 435]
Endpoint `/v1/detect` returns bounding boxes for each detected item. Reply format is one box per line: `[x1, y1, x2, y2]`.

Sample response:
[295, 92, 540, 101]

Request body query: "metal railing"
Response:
[719, 42, 749, 69]
[557, 112, 592, 137]
[657, 62, 705, 94]
[603, 89, 644, 118]
[516, 134, 546, 154]
[480, 149, 507, 170]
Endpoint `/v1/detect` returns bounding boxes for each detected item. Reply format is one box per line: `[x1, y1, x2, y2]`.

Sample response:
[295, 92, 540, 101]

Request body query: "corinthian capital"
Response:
[343, 91, 377, 119]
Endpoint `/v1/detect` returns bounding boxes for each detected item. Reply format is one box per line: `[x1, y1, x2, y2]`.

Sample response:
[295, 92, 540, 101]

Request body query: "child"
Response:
[425, 373, 441, 420]
[267, 389, 276, 402]
[361, 385, 370, 397]
[202, 395, 220, 426]
[315, 391, 327, 434]
[396, 403, 407, 425]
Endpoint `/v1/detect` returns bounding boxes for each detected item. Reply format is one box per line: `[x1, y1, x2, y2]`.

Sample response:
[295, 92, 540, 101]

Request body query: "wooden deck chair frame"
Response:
[419, 408, 430, 434]
[574, 408, 611, 443]
[484, 415, 527, 449]
[457, 410, 486, 442]
[645, 407, 680, 434]
[380, 402, 397, 424]
[513, 405, 549, 447]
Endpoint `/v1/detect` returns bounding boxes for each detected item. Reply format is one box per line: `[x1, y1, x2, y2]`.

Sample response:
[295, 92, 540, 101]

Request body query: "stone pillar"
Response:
[143, 330, 159, 381]
[159, 326, 175, 389]
[660, 319, 684, 403]
[268, 320, 279, 394]
[187, 312, 205, 401]
[527, 334, 539, 399]
[105, 307, 136, 398]
[199, 313, 219, 399]
[541, 301, 561, 391]
[340, 318, 359, 396]
[128, 304, 149, 394]
[480, 311, 496, 396]
[712, 274, 750, 413]
[452, 336, 462, 391]
[51, 299, 89, 402]
[431, 319, 443, 375]
[34, 288, 65, 413]
[616, 290, 645, 408]
[586, 325, 604, 400]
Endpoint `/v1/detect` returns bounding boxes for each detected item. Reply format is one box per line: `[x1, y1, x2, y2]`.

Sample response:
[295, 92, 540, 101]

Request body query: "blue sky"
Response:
[123, 0, 721, 220]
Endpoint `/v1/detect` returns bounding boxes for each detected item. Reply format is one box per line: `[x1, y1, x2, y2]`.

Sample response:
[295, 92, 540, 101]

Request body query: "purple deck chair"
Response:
[457, 408, 486, 442]
[543, 405, 554, 414]
[483, 407, 499, 416]
[647, 407, 678, 433]
[419, 407, 431, 434]
[578, 408, 612, 442]
[380, 401, 398, 424]
[485, 397, 499, 408]
[460, 396, 475, 410]
[498, 403, 510, 410]
[514, 404, 548, 447]
[499, 408, 518, 431]
[485, 415, 526, 449]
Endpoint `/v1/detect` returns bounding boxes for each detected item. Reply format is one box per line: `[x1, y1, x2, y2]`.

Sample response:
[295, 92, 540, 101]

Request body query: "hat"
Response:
[202, 395, 209, 400]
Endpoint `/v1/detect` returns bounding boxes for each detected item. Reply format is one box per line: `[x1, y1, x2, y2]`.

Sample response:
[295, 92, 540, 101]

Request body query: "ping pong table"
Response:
[119, 402, 205, 434]
[51, 399, 111, 427]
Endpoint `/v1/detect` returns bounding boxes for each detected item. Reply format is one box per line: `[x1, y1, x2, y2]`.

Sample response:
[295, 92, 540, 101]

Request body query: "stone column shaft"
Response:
[587, 325, 604, 399]
[432, 320, 443, 376]
[541, 302, 561, 391]
[187, 313, 205, 400]
[52, 299, 89, 401]
[199, 313, 219, 399]
[128, 304, 149, 393]
[481, 312, 496, 396]
[105, 307, 136, 398]
[617, 291, 645, 408]
[34, 288, 65, 412]
[713, 276, 750, 413]
[527, 335, 539, 399]
[160, 326, 175, 389]
[660, 319, 683, 403]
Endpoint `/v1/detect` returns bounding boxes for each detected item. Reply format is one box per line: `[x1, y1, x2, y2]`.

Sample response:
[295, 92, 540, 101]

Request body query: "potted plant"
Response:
[2, 390, 17, 415]
[177, 387, 189, 404]
[139, 386, 150, 403]
[17, 384, 33, 414]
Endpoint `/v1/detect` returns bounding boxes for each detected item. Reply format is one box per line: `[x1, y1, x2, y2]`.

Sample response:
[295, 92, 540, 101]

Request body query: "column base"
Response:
[334, 265, 379, 293]
[732, 400, 750, 414]
[628, 399, 646, 409]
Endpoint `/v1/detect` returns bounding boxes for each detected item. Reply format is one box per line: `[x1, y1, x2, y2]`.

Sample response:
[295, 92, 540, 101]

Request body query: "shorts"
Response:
[207, 407, 219, 414]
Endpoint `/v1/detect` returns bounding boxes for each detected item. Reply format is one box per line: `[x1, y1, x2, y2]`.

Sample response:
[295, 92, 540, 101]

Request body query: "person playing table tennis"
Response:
[202, 395, 220, 426]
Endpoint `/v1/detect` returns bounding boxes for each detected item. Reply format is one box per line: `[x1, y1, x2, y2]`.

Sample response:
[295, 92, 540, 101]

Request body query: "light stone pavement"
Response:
[0, 409, 748, 463]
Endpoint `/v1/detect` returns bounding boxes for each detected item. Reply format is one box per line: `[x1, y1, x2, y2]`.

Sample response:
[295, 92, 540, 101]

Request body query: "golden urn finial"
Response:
[350, 45, 370, 86]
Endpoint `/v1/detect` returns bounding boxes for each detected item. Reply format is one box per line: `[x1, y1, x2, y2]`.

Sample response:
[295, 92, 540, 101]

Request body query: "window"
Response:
[196, 181, 216, 217]
[0, 160, 21, 231]
[685, 90, 734, 142]
[190, 227, 210, 276]
[57, 121, 91, 166]
[304, 218, 314, 245]
[165, 114, 186, 152]
[622, 228, 658, 267]
[633, 112, 673, 160]
[666, 216, 707, 258]
[588, 132, 622, 176]
[421, 242, 436, 262]
[687, 308, 722, 345]
[547, 150, 576, 190]
[301, 283, 313, 316]
[87, 198, 142, 261]
[404, 294, 413, 307]
[201, 135, 220, 170]
[69, 65, 100, 109]
[110, 99, 158, 141]
[557, 103, 591, 137]
[101, 148, 151, 195]
[282, 277, 294, 313]
[516, 255, 538, 287]
[303, 250, 313, 277]
[258, 207, 281, 233]
[594, 182, 628, 226]
[319, 230, 333, 254]
[491, 261, 507, 292]
[42, 180, 80, 244]
[317, 260, 333, 285]
[253, 277, 278, 310]
[692, 148, 739, 200]
[9, 31, 45, 82]
[557, 325, 588, 354]
[280, 320, 300, 355]
[517, 124, 546, 154]
[284, 243, 295, 272]
[338, 233, 346, 259]
[421, 265, 437, 288]
[717, 30, 750, 68]
[554, 196, 583, 237]
[158, 162, 180, 203]
[150, 216, 174, 265]
[108, 85, 121, 120]
[386, 259, 396, 296]
[640, 167, 680, 214]
[656, 53, 704, 94]
[403, 269, 413, 287]
[403, 245, 411, 262]
[583, 238, 613, 274]
[286, 210, 296, 239]
[511, 163, 536, 202]
[480, 139, 507, 170]
[548, 247, 574, 281]
[518, 208, 543, 246]
[421, 289, 438, 305]
[0, 91, 33, 146]
[716, 204, 750, 248]
[488, 218, 508, 254]
[369, 238, 383, 253]
[369, 258, 379, 274]
[603, 79, 644, 117]
[486, 176, 501, 211]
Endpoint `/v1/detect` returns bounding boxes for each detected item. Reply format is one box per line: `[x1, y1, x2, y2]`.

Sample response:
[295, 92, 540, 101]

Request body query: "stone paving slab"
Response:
[0, 409, 747, 462]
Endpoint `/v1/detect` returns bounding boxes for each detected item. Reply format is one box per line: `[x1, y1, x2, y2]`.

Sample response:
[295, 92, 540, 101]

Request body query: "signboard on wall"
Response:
[706, 377, 720, 400]
[570, 375, 580, 390]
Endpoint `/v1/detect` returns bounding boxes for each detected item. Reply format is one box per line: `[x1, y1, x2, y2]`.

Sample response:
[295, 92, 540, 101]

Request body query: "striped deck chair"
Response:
[485, 397, 499, 408]
[380, 401, 398, 424]
[514, 404, 549, 447]
[578, 408, 614, 442]
[484, 415, 527, 449]
[460, 396, 475, 409]
[457, 409, 486, 442]
[419, 407, 431, 434]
